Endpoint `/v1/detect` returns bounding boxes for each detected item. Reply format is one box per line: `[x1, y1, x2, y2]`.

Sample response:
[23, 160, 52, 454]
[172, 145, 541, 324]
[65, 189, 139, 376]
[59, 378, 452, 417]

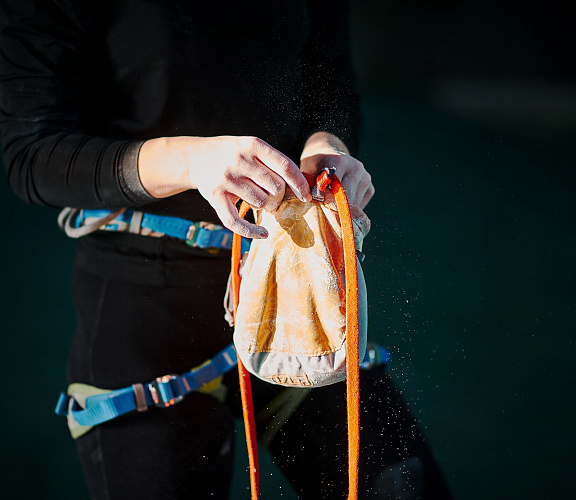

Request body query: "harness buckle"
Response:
[148, 375, 184, 408]
[185, 222, 202, 246]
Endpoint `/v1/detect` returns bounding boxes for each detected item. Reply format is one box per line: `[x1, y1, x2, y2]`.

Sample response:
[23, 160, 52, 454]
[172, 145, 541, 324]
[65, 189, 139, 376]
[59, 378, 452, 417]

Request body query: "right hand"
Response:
[139, 135, 312, 239]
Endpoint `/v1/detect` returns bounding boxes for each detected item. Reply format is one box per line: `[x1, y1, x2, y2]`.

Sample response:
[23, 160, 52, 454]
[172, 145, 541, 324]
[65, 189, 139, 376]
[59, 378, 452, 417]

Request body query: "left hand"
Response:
[300, 131, 374, 209]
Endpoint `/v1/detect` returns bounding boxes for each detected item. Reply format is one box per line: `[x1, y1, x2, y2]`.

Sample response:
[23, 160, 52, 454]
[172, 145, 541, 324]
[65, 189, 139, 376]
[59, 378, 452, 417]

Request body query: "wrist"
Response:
[301, 131, 349, 160]
[138, 136, 197, 198]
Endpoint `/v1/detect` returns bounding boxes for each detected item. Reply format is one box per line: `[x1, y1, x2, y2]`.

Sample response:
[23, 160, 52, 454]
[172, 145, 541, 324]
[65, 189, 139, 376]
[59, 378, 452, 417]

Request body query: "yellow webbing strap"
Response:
[66, 383, 111, 439]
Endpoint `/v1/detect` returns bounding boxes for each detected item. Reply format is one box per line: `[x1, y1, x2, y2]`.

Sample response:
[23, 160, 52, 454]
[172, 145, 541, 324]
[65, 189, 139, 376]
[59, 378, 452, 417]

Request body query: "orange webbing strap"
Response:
[232, 201, 260, 500]
[331, 175, 361, 500]
[232, 178, 360, 499]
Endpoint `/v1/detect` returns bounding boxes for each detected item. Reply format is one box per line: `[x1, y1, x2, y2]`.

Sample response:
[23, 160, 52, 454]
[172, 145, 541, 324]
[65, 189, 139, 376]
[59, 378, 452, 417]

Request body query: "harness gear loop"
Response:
[231, 170, 362, 500]
[58, 207, 127, 238]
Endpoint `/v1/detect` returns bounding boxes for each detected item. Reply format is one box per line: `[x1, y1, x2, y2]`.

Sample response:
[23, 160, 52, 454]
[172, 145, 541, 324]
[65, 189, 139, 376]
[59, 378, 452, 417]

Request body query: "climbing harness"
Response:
[54, 340, 388, 439]
[55, 343, 238, 438]
[57, 207, 250, 253]
[54, 187, 390, 499]
[231, 169, 371, 500]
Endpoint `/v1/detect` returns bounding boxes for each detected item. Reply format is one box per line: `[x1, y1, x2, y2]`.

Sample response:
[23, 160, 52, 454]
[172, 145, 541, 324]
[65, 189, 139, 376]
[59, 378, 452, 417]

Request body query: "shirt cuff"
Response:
[118, 140, 157, 205]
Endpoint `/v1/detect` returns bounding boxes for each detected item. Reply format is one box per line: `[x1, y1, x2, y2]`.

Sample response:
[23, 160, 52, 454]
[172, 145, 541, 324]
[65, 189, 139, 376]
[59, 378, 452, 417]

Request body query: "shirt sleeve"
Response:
[299, 0, 363, 155]
[0, 0, 155, 208]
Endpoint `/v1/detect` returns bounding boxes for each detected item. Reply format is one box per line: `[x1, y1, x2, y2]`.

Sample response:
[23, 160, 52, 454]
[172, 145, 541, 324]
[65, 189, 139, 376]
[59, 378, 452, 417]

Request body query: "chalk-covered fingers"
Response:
[336, 156, 374, 209]
[191, 136, 311, 238]
[139, 135, 311, 238]
[299, 131, 374, 209]
[300, 153, 374, 209]
[249, 137, 311, 204]
[212, 194, 269, 239]
[215, 152, 286, 211]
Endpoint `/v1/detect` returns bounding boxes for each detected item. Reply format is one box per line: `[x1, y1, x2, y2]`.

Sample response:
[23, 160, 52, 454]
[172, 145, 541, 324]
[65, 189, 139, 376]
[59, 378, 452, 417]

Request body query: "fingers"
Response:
[341, 170, 374, 208]
[300, 153, 375, 208]
[206, 179, 276, 239]
[214, 195, 269, 240]
[193, 135, 313, 238]
[356, 176, 375, 209]
[252, 138, 311, 202]
[231, 173, 284, 213]
[339, 158, 374, 208]
[242, 158, 285, 212]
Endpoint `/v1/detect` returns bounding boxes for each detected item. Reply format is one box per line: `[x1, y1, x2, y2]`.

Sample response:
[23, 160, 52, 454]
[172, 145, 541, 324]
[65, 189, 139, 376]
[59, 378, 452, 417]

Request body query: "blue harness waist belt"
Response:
[68, 208, 251, 253]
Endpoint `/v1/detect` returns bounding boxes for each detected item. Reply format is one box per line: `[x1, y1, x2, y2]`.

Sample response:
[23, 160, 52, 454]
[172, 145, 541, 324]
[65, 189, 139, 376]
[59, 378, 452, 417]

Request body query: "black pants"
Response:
[67, 235, 453, 499]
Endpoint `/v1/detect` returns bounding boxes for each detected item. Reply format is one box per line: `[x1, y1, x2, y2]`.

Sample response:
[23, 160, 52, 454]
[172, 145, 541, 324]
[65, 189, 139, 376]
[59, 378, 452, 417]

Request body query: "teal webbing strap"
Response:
[62, 208, 251, 253]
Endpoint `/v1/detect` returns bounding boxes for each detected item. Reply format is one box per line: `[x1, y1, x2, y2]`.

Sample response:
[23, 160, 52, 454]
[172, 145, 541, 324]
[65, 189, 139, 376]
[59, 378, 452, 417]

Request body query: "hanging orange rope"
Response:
[232, 201, 260, 500]
[331, 175, 361, 500]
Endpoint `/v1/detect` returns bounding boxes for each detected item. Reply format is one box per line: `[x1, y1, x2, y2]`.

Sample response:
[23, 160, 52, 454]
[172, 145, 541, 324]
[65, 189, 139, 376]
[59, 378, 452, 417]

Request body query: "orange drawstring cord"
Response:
[232, 201, 260, 500]
[232, 174, 360, 500]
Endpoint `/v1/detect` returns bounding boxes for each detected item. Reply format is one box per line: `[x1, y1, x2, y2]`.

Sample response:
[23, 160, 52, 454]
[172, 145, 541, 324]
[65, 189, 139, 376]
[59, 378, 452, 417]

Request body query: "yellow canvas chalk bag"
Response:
[233, 171, 370, 387]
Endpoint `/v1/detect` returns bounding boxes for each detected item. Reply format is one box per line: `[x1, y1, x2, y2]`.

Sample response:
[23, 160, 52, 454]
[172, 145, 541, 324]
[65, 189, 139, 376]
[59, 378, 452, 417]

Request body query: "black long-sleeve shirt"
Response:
[0, 0, 361, 223]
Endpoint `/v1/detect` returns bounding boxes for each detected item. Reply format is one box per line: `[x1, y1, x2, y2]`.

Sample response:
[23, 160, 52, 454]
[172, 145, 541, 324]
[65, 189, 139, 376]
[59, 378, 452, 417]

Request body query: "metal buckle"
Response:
[148, 375, 184, 408]
[310, 185, 325, 202]
[360, 343, 391, 370]
[132, 383, 148, 412]
[185, 222, 201, 247]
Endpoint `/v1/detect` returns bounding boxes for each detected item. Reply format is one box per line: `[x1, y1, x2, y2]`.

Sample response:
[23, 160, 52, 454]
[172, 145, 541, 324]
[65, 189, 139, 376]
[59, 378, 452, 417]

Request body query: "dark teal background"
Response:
[1, 1, 575, 498]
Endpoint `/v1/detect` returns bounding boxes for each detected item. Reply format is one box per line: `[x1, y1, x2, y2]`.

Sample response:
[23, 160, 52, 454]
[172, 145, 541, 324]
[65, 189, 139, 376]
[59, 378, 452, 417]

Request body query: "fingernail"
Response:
[297, 191, 312, 203]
